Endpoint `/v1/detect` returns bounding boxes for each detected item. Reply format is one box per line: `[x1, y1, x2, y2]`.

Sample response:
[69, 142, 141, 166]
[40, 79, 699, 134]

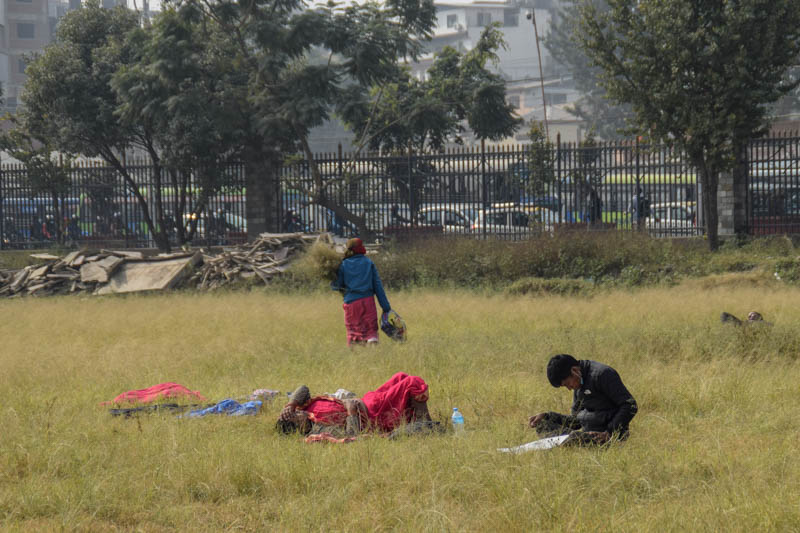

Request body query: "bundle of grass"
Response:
[289, 240, 343, 284]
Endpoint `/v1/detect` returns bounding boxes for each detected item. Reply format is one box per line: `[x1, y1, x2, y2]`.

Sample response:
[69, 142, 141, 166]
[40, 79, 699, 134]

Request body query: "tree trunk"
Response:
[245, 154, 281, 238]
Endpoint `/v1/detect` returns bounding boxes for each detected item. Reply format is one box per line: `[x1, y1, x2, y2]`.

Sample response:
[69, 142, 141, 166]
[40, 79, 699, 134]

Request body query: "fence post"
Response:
[556, 133, 561, 226]
[407, 142, 414, 228]
[0, 161, 4, 250]
[635, 136, 641, 231]
[481, 139, 487, 238]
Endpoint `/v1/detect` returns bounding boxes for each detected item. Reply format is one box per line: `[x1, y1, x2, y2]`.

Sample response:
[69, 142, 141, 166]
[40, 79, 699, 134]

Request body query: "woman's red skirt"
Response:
[343, 296, 379, 345]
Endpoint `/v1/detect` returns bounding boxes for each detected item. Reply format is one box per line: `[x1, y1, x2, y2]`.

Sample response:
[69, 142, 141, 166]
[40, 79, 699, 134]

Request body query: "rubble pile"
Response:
[0, 232, 327, 298]
[188, 232, 323, 290]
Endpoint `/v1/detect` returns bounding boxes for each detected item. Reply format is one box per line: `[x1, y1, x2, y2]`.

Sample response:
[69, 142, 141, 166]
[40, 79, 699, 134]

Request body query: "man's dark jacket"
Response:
[572, 360, 637, 434]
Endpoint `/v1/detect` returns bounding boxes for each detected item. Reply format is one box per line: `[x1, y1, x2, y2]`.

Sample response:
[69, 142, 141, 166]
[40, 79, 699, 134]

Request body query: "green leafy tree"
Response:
[576, 0, 800, 250]
[111, 8, 253, 245]
[177, 0, 438, 240]
[0, 129, 74, 244]
[524, 121, 556, 197]
[545, 0, 632, 139]
[337, 24, 521, 217]
[18, 2, 181, 250]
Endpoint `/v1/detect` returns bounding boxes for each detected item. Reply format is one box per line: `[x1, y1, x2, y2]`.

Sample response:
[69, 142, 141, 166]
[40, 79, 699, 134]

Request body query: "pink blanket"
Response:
[362, 372, 428, 432]
[101, 382, 207, 405]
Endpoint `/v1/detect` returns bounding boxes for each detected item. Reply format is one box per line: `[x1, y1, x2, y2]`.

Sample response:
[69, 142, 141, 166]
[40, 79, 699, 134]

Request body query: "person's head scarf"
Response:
[345, 237, 366, 258]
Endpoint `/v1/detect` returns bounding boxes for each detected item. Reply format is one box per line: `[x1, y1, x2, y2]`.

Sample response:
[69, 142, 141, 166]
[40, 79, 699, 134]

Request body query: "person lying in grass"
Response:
[276, 372, 432, 437]
[528, 354, 638, 445]
[720, 311, 772, 327]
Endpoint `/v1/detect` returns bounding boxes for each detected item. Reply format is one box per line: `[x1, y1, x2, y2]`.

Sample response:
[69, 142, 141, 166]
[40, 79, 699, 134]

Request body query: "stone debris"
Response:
[188, 232, 323, 290]
[0, 232, 328, 298]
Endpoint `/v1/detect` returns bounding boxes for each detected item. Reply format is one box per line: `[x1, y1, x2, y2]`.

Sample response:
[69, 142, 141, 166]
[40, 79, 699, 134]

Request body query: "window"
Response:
[447, 14, 457, 28]
[504, 10, 519, 27]
[16, 0, 34, 3]
[16, 23, 35, 39]
[18, 59, 27, 74]
[477, 12, 492, 26]
[545, 93, 568, 105]
[507, 95, 520, 109]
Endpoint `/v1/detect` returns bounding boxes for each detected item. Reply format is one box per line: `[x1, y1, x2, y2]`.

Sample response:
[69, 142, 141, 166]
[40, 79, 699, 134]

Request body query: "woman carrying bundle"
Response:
[331, 237, 391, 346]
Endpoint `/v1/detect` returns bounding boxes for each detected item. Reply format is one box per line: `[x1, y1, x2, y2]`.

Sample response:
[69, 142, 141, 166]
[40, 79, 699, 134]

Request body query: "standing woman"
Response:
[331, 237, 391, 346]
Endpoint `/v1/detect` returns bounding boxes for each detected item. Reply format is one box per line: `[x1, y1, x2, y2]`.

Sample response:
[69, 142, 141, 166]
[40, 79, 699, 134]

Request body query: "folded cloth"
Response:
[250, 389, 280, 401]
[322, 389, 357, 400]
[304, 432, 358, 444]
[101, 382, 207, 406]
[185, 399, 262, 418]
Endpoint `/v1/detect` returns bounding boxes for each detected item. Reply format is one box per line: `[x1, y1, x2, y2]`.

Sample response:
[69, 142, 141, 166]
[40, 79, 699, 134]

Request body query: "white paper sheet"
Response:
[497, 434, 571, 453]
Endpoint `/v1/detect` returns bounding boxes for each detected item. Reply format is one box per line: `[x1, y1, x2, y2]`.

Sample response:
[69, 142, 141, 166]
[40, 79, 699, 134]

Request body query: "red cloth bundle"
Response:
[101, 382, 207, 405]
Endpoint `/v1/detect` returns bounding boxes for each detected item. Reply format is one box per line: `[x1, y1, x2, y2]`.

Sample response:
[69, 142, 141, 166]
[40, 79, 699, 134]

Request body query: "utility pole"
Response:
[527, 9, 549, 140]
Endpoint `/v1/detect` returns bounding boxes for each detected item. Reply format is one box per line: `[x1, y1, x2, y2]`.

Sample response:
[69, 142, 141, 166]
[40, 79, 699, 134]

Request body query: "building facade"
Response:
[0, 0, 152, 113]
[0, 0, 59, 111]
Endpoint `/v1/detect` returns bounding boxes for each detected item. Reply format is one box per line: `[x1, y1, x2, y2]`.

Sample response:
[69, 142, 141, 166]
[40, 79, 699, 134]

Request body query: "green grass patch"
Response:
[1, 286, 799, 530]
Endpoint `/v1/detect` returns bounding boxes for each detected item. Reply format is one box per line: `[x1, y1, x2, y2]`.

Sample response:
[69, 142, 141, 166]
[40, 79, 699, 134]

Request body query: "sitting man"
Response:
[277, 372, 433, 438]
[528, 354, 638, 445]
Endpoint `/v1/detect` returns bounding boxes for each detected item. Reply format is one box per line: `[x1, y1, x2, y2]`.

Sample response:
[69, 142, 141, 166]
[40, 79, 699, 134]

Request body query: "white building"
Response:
[408, 0, 581, 145]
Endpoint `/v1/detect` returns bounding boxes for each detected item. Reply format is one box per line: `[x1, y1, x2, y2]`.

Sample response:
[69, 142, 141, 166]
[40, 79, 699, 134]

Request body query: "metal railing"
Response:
[0, 161, 247, 249]
[2, 132, 799, 249]
[281, 137, 702, 241]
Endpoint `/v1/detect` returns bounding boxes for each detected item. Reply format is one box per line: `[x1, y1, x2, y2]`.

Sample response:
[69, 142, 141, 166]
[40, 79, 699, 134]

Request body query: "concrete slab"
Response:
[80, 256, 125, 283]
[95, 252, 201, 295]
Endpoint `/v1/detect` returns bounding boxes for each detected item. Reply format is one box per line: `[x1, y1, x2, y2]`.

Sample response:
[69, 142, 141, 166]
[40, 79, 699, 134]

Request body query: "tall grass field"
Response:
[1, 284, 799, 531]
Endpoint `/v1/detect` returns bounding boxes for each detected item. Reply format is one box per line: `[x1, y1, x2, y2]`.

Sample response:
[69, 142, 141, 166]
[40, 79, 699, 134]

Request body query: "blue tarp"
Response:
[184, 399, 262, 418]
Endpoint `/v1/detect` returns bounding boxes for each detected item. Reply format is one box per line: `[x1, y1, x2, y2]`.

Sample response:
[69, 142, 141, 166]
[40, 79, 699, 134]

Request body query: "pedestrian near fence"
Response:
[331, 237, 392, 346]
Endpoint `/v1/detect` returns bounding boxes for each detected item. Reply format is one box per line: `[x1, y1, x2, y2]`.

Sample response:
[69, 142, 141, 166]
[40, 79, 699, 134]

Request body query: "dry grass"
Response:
[1, 284, 799, 531]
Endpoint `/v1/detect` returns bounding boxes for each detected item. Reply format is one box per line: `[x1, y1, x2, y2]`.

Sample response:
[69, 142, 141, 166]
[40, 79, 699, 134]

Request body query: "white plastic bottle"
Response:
[451, 407, 465, 433]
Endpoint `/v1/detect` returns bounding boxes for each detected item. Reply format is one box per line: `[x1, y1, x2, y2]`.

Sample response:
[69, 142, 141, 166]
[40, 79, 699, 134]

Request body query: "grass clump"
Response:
[505, 277, 594, 296]
[287, 240, 342, 284]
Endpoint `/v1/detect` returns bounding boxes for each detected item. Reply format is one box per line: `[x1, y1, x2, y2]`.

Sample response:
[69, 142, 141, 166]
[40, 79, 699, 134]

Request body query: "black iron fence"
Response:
[281, 138, 702, 241]
[0, 161, 247, 249]
[1, 133, 798, 249]
[747, 132, 800, 235]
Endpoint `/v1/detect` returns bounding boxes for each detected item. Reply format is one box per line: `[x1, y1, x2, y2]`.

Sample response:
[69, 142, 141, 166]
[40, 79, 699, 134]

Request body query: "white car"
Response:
[414, 205, 479, 234]
[470, 207, 551, 237]
[645, 202, 696, 236]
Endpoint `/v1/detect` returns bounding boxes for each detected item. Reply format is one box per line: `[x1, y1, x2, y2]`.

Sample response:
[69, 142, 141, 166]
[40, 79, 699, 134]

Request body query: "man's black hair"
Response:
[546, 354, 579, 387]
[276, 416, 313, 436]
[276, 419, 297, 434]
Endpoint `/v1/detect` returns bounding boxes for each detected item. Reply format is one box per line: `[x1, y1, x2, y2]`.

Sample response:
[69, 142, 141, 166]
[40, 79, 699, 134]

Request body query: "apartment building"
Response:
[0, 0, 151, 112]
[0, 0, 58, 110]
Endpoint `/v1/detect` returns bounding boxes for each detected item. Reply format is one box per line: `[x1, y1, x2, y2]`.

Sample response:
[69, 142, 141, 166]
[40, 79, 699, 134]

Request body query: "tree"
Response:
[336, 24, 521, 218]
[175, 0, 438, 241]
[524, 121, 556, 198]
[18, 2, 182, 250]
[341, 24, 521, 153]
[0, 129, 73, 244]
[111, 8, 255, 245]
[575, 0, 800, 250]
[545, 0, 632, 139]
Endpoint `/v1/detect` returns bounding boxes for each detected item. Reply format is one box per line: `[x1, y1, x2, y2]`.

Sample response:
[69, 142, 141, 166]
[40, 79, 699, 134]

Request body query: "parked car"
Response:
[415, 204, 479, 235]
[470, 206, 551, 238]
[645, 202, 696, 236]
[182, 211, 247, 243]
